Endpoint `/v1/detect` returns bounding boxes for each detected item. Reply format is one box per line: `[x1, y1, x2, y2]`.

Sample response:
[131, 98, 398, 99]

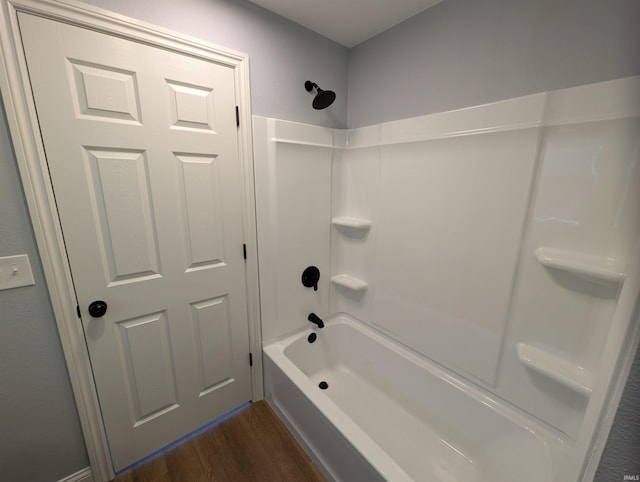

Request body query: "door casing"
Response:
[0, 1, 262, 480]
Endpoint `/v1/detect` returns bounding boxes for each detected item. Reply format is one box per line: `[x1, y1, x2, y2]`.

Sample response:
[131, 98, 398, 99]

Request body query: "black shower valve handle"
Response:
[302, 266, 320, 291]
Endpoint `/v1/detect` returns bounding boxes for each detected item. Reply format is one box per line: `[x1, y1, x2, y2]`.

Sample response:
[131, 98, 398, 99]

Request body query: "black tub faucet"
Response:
[308, 313, 324, 328]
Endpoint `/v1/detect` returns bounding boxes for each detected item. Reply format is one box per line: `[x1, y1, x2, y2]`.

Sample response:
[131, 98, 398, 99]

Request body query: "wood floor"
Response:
[112, 401, 326, 482]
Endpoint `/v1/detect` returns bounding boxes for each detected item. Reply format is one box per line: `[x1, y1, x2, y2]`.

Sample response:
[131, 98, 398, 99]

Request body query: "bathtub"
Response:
[264, 314, 566, 482]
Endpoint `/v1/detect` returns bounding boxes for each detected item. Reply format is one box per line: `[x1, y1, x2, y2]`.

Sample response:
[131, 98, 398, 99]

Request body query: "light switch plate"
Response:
[0, 254, 35, 290]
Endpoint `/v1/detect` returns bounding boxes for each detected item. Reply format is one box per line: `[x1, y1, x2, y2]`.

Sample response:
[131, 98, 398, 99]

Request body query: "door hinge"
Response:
[249, 352, 253, 367]
[235, 105, 240, 127]
[76, 305, 81, 318]
[243, 243, 247, 260]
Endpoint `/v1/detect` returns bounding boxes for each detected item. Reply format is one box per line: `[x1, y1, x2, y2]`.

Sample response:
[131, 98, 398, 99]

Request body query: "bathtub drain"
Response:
[319, 381, 328, 390]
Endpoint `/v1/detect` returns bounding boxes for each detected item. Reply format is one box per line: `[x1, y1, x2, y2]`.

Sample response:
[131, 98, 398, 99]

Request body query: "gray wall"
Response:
[78, 0, 349, 128]
[0, 99, 88, 481]
[348, 0, 640, 127]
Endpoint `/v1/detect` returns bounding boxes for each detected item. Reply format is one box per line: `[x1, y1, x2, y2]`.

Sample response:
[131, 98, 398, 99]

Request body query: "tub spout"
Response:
[308, 313, 324, 328]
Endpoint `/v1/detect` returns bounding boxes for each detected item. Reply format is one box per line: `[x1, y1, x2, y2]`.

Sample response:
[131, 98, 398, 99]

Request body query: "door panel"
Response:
[167, 80, 217, 132]
[85, 147, 162, 283]
[19, 13, 251, 470]
[176, 153, 226, 268]
[117, 311, 179, 423]
[191, 295, 235, 394]
[68, 59, 142, 124]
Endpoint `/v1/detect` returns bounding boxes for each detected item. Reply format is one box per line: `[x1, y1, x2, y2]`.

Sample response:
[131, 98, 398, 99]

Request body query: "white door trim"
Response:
[0, 1, 262, 480]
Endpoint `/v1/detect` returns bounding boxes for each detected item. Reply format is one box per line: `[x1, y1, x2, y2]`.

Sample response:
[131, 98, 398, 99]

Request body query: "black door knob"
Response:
[88, 300, 108, 318]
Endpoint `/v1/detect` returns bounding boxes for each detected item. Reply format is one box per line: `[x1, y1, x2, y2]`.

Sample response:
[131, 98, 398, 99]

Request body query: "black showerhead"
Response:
[305, 80, 336, 110]
[312, 88, 336, 110]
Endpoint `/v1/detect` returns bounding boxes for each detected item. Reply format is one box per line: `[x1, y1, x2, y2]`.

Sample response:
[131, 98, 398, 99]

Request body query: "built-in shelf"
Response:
[331, 274, 368, 292]
[535, 247, 626, 284]
[332, 216, 372, 231]
[516, 342, 593, 397]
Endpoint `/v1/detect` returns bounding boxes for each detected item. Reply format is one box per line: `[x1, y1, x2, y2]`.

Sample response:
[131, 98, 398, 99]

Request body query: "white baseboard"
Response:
[58, 467, 93, 482]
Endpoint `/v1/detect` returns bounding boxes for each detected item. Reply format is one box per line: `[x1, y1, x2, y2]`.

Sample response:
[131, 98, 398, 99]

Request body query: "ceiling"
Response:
[248, 0, 443, 48]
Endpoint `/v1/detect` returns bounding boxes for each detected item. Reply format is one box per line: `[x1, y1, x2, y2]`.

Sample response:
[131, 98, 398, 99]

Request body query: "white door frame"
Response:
[0, 1, 263, 480]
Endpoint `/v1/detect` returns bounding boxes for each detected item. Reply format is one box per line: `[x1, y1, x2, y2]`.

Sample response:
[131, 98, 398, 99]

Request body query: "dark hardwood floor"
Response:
[113, 400, 326, 482]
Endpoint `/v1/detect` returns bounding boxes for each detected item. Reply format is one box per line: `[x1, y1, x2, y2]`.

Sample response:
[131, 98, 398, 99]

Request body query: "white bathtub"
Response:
[264, 314, 566, 482]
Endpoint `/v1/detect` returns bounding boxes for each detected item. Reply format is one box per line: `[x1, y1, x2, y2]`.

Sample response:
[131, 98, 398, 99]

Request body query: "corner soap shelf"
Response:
[535, 247, 626, 284]
[517, 343, 593, 397]
[332, 217, 372, 231]
[331, 274, 368, 292]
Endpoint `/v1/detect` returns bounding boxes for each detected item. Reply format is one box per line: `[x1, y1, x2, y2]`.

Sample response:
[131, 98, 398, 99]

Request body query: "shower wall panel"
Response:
[253, 117, 334, 342]
[498, 116, 640, 436]
[253, 75, 640, 446]
[372, 130, 539, 384]
[330, 76, 640, 438]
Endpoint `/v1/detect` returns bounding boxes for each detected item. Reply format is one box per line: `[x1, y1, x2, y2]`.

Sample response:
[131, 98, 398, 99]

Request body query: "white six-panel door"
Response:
[19, 13, 252, 470]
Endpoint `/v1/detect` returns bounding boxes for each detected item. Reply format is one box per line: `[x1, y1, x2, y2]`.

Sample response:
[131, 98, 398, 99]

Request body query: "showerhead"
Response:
[312, 88, 336, 110]
[305, 80, 336, 110]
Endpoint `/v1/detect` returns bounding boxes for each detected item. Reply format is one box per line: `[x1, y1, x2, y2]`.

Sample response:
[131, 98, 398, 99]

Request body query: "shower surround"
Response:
[253, 76, 640, 481]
